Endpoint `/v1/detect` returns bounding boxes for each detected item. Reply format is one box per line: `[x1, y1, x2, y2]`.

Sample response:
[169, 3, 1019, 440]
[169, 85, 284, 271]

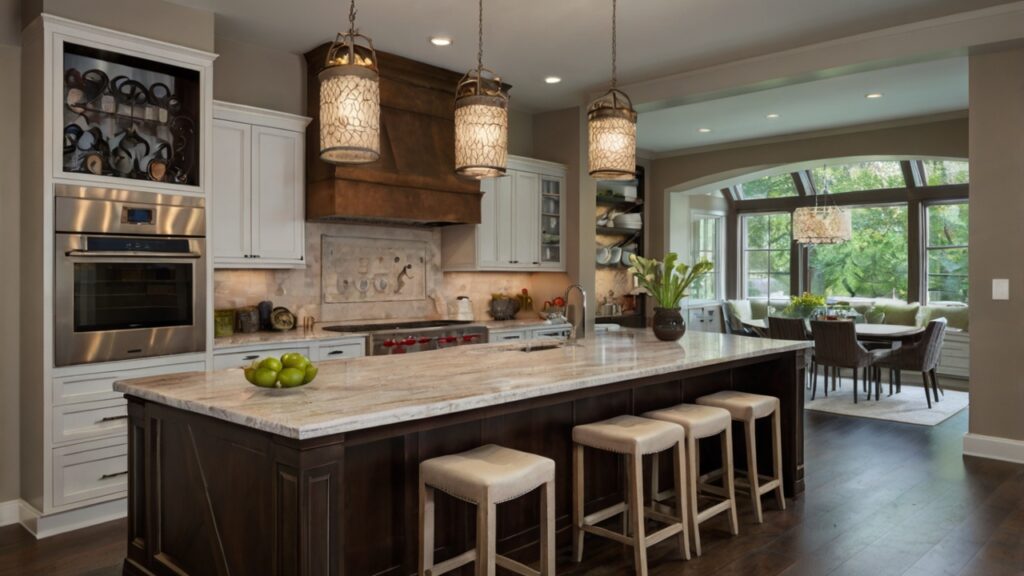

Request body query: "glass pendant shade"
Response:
[588, 88, 637, 180]
[319, 31, 380, 164]
[454, 69, 509, 179]
[793, 205, 852, 244]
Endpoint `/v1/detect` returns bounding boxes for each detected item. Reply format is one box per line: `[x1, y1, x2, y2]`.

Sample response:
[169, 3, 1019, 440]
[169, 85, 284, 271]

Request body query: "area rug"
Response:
[804, 378, 969, 426]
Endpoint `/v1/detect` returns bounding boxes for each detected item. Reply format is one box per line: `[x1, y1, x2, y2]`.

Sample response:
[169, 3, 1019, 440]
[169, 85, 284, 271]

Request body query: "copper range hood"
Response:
[304, 47, 483, 226]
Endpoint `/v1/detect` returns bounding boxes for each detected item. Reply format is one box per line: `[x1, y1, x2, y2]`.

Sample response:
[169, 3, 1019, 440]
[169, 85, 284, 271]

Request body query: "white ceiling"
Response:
[169, 0, 1008, 112]
[637, 57, 969, 153]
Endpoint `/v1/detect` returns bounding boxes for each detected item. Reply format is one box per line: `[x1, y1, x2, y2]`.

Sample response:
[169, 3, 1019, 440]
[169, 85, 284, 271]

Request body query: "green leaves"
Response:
[628, 252, 713, 308]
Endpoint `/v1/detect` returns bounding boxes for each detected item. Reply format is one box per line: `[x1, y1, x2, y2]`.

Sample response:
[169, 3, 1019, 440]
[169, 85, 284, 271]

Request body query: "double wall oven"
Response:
[54, 185, 206, 366]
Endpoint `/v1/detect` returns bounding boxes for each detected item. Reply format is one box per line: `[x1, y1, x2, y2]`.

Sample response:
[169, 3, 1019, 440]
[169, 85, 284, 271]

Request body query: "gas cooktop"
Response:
[322, 320, 474, 333]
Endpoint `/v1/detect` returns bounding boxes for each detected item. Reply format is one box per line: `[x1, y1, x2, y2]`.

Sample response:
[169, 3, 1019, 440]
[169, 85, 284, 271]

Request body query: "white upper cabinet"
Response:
[442, 156, 567, 272]
[211, 102, 310, 269]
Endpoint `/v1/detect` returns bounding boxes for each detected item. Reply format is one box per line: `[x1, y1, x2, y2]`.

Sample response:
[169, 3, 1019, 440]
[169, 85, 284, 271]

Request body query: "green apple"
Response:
[253, 367, 279, 388]
[281, 352, 309, 370]
[303, 363, 319, 384]
[277, 367, 305, 388]
[259, 357, 283, 373]
[243, 366, 258, 385]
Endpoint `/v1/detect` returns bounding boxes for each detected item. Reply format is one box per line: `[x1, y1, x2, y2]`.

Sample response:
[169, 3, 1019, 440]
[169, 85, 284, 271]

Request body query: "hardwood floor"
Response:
[2, 409, 1022, 576]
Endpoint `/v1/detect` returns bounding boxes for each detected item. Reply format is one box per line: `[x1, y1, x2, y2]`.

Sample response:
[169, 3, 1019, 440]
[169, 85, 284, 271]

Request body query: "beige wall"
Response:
[214, 35, 306, 116]
[648, 117, 970, 257]
[967, 45, 1024, 444]
[0, 42, 20, 503]
[24, 0, 214, 51]
[508, 108, 534, 158]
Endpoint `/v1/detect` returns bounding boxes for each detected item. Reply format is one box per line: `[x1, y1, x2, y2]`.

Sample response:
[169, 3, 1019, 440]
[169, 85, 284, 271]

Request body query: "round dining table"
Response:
[742, 318, 925, 342]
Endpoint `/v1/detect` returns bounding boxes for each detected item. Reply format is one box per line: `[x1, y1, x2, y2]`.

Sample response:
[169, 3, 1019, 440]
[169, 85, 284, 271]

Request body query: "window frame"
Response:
[741, 211, 792, 300]
[689, 210, 726, 303]
[923, 200, 969, 304]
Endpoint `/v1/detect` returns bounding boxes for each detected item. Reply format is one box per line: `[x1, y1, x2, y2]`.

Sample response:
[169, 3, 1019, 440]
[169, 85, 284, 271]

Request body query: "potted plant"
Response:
[782, 292, 826, 319]
[627, 253, 713, 341]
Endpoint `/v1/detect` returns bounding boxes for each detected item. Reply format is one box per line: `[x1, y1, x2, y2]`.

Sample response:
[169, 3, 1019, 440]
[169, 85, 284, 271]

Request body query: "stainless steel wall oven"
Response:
[54, 185, 206, 366]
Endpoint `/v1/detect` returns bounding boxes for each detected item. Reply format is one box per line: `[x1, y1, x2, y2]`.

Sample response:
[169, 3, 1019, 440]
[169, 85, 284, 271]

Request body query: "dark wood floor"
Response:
[2, 408, 1023, 576]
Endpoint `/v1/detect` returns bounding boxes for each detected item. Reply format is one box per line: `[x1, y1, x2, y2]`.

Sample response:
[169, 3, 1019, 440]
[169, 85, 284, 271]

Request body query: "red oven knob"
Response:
[441, 336, 456, 344]
[418, 337, 431, 344]
[382, 339, 396, 347]
[403, 338, 416, 346]
[462, 335, 476, 342]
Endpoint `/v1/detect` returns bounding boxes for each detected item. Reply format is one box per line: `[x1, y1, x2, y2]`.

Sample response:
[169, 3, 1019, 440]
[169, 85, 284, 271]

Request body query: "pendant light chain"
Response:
[477, 0, 484, 71]
[611, 0, 617, 89]
[348, 0, 356, 32]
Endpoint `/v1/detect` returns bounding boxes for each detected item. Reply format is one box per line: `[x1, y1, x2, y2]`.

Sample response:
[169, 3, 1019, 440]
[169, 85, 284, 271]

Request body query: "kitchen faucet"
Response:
[563, 283, 588, 345]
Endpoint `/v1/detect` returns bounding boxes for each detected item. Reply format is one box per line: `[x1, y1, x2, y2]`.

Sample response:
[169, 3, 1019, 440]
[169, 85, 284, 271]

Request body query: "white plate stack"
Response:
[613, 213, 643, 229]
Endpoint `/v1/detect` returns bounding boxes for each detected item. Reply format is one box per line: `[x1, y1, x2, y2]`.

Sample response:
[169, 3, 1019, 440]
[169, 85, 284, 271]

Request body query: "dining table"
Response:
[743, 318, 926, 343]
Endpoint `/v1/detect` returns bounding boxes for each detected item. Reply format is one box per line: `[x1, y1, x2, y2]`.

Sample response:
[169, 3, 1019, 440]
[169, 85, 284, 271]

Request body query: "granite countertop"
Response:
[480, 318, 570, 331]
[213, 325, 366, 349]
[117, 330, 811, 440]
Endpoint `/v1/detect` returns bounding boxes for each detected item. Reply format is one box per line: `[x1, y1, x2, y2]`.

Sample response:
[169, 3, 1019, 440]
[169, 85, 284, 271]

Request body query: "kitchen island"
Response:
[115, 330, 809, 576]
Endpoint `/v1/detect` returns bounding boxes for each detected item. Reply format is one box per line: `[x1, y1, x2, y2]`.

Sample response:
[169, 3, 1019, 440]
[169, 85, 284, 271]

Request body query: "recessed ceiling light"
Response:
[865, 92, 884, 99]
[544, 76, 562, 84]
[698, 128, 712, 133]
[766, 113, 780, 119]
[429, 36, 453, 47]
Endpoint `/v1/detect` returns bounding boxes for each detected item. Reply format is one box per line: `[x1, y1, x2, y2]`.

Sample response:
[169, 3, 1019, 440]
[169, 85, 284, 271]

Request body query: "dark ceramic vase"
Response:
[652, 307, 686, 341]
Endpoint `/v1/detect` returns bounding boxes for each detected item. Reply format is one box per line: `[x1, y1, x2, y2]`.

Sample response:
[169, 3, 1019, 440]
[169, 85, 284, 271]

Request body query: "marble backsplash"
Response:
[214, 221, 571, 323]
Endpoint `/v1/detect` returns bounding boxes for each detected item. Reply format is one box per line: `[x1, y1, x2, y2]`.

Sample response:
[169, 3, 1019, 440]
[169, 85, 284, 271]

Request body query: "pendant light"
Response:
[319, 0, 380, 164]
[454, 0, 509, 179]
[588, 0, 637, 181]
[793, 174, 852, 244]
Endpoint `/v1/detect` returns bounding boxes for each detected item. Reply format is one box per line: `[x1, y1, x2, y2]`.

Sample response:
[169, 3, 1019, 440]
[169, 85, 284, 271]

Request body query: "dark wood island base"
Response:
[121, 348, 805, 576]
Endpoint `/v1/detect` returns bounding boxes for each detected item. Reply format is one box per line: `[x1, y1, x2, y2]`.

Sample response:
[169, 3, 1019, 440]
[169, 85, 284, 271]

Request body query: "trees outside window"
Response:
[737, 174, 798, 199]
[923, 160, 969, 186]
[743, 213, 791, 298]
[926, 203, 969, 304]
[811, 161, 905, 193]
[808, 206, 909, 300]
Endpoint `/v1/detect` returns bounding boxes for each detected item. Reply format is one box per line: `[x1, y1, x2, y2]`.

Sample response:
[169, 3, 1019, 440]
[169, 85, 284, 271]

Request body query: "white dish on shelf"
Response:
[596, 247, 612, 265]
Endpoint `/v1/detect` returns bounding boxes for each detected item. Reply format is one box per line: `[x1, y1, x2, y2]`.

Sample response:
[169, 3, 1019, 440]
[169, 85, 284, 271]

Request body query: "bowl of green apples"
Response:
[244, 352, 319, 390]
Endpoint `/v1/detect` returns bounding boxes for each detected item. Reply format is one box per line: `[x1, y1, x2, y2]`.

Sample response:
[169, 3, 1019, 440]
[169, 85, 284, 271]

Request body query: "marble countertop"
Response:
[116, 330, 810, 440]
[480, 318, 570, 331]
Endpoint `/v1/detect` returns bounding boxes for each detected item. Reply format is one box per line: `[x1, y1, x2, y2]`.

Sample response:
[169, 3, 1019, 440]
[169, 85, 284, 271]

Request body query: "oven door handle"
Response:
[64, 250, 202, 259]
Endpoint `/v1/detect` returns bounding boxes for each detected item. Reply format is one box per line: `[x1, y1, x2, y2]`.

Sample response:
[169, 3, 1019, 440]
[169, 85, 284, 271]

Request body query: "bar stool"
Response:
[643, 404, 739, 557]
[419, 444, 555, 576]
[696, 391, 785, 524]
[572, 415, 690, 575]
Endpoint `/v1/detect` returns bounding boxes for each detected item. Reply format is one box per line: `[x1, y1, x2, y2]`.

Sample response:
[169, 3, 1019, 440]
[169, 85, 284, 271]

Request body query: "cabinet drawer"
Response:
[53, 360, 206, 406]
[317, 342, 365, 361]
[532, 328, 570, 340]
[52, 439, 128, 508]
[491, 331, 525, 342]
[53, 399, 128, 445]
[213, 346, 311, 371]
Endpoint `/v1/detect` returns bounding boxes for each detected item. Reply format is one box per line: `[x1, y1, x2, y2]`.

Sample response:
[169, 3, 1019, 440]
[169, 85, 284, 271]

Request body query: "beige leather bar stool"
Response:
[643, 403, 739, 557]
[419, 444, 555, 576]
[696, 391, 785, 524]
[572, 415, 690, 575]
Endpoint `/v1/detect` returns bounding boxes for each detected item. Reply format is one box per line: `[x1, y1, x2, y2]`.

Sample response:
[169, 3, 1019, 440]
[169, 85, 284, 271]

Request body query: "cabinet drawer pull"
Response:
[327, 350, 346, 356]
[98, 415, 128, 423]
[242, 355, 260, 361]
[532, 261, 540, 265]
[100, 470, 128, 480]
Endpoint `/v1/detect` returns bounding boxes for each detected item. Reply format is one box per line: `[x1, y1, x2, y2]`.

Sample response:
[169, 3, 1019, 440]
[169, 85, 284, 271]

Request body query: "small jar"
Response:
[214, 309, 236, 338]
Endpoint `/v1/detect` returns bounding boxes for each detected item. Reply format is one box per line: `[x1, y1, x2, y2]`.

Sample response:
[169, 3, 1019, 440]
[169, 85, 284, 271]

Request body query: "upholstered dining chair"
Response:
[810, 320, 892, 403]
[875, 318, 947, 409]
[768, 317, 814, 389]
[722, 303, 759, 337]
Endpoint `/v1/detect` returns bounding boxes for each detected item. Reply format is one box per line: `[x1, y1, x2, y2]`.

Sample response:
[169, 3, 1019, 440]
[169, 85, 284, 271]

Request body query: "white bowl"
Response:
[596, 247, 612, 264]
[621, 250, 634, 265]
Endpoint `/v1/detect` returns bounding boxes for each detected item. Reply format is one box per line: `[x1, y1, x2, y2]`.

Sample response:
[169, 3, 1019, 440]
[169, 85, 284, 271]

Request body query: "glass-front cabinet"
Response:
[540, 176, 564, 268]
[50, 18, 214, 193]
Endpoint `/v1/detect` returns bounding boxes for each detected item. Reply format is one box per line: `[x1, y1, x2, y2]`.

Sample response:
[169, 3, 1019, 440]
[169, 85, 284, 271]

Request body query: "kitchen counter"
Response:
[118, 330, 808, 439]
[213, 324, 365, 348]
[117, 330, 810, 576]
[480, 317, 570, 331]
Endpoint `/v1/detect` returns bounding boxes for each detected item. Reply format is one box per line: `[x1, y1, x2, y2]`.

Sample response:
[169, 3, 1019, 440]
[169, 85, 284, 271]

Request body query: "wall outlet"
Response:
[992, 278, 1009, 300]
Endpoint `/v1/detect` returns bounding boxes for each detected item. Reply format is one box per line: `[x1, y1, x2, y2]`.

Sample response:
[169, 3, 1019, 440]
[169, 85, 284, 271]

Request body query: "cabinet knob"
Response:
[532, 261, 540, 265]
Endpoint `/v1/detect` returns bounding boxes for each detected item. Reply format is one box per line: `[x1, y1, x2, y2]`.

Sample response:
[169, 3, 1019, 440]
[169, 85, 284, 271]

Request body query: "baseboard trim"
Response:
[0, 499, 22, 527]
[963, 433, 1024, 465]
[16, 498, 126, 539]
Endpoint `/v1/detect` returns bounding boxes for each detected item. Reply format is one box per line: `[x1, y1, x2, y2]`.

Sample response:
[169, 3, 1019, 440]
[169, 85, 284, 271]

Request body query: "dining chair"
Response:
[810, 320, 892, 403]
[721, 303, 759, 337]
[875, 318, 947, 409]
[767, 317, 814, 390]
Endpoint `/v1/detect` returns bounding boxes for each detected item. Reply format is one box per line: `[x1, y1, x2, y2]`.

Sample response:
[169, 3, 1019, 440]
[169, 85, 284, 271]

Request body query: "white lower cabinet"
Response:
[489, 324, 571, 342]
[532, 326, 572, 340]
[52, 437, 128, 509]
[213, 337, 368, 370]
[46, 356, 206, 514]
[491, 330, 526, 342]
